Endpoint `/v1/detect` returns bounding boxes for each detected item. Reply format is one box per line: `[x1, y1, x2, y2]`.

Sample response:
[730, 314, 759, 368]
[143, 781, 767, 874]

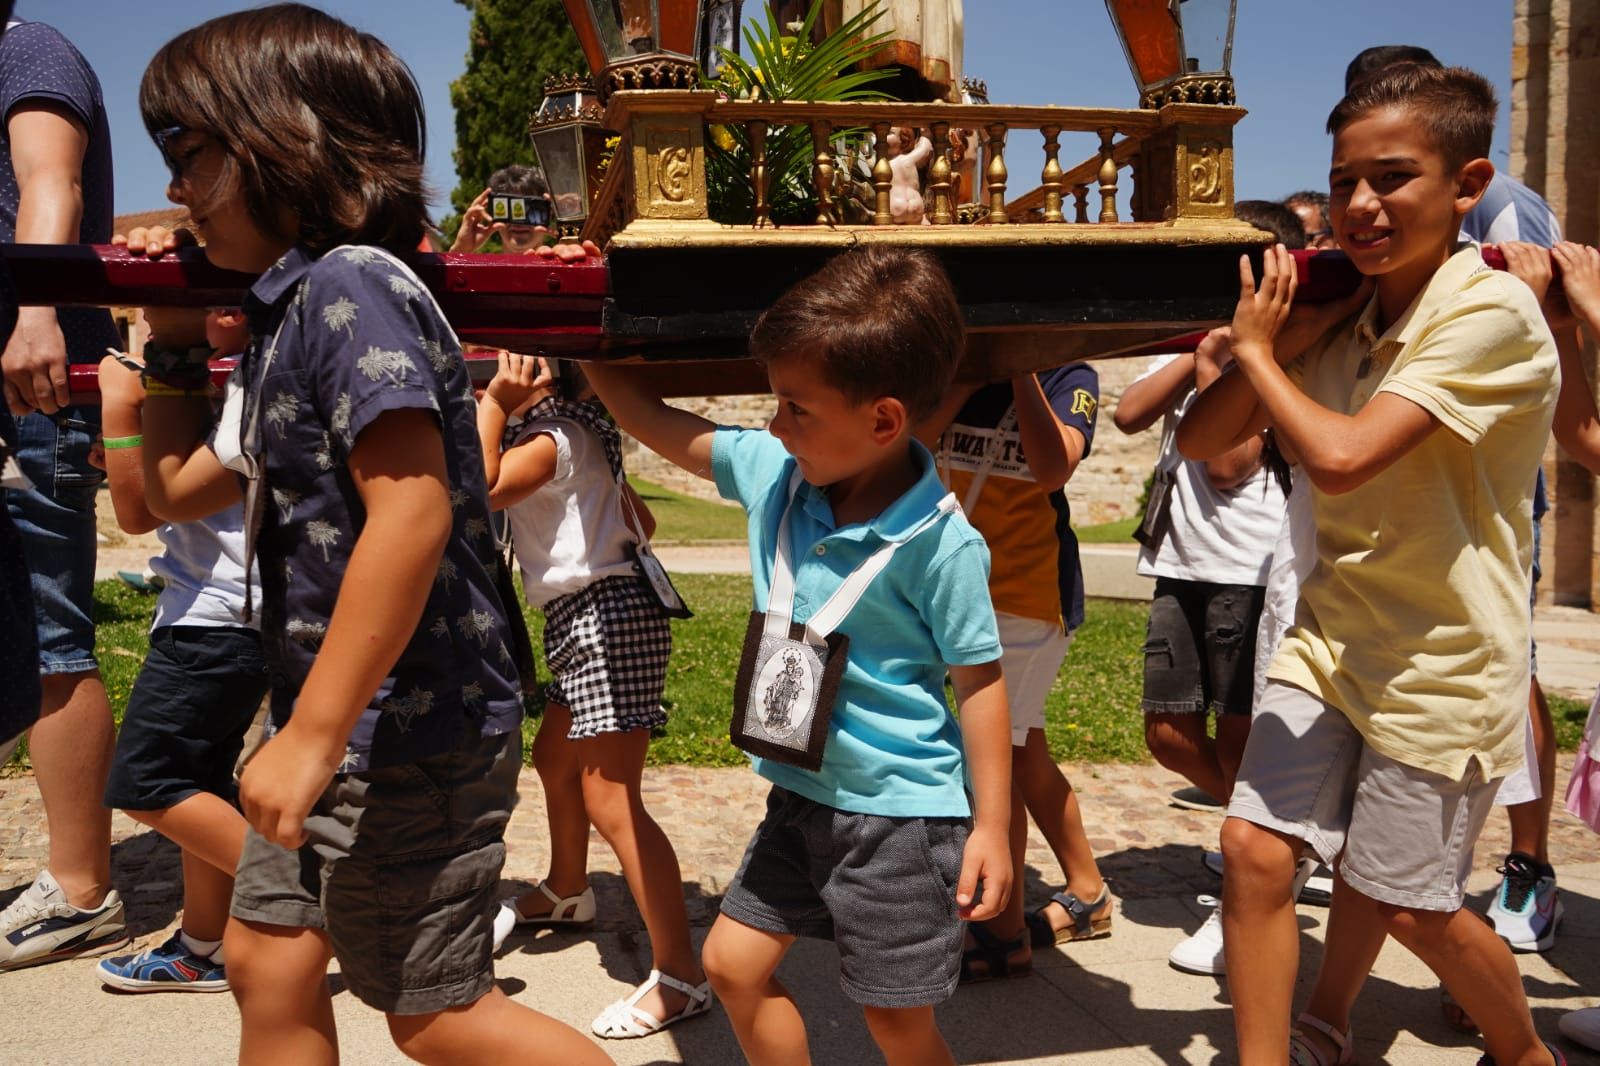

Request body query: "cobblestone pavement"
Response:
[2, 755, 1595, 944]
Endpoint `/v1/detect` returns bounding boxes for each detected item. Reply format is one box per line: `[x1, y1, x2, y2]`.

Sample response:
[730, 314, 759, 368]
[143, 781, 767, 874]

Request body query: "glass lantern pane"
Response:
[1175, 0, 1234, 75]
[586, 0, 628, 61]
[1109, 0, 1182, 89]
[617, 0, 657, 54]
[533, 127, 588, 221]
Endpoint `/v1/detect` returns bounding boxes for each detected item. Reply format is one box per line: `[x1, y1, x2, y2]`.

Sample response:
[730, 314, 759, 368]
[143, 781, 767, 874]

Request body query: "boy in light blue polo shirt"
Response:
[587, 246, 1012, 1065]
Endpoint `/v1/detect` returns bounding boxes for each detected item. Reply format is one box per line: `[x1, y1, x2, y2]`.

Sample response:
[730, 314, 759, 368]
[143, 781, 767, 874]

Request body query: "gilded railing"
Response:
[583, 91, 1251, 246]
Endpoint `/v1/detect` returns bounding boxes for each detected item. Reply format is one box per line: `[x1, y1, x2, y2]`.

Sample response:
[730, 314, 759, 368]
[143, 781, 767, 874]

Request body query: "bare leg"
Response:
[862, 1004, 954, 1066]
[177, 849, 235, 943]
[1383, 904, 1554, 1066]
[968, 769, 1031, 977]
[128, 792, 252, 946]
[29, 671, 114, 907]
[129, 791, 249, 876]
[702, 915, 808, 1066]
[226, 918, 338, 1066]
[514, 703, 591, 916]
[1506, 680, 1555, 863]
[1214, 714, 1253, 802]
[577, 728, 703, 1021]
[386, 986, 613, 1066]
[1016, 730, 1108, 938]
[1220, 816, 1302, 1064]
[1145, 713, 1228, 804]
[1297, 867, 1388, 1059]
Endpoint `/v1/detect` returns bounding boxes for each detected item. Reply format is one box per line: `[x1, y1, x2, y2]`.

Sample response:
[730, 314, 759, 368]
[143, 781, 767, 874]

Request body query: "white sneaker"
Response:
[1170, 859, 1316, 976]
[1169, 896, 1225, 974]
[1559, 1006, 1600, 1052]
[0, 870, 128, 971]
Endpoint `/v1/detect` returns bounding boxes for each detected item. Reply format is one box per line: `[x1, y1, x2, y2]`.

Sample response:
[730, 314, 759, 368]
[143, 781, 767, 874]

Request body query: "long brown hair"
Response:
[140, 3, 429, 255]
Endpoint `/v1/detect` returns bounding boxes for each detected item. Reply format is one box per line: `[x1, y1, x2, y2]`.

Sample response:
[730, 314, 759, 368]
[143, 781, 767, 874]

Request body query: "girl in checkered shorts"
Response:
[476, 351, 710, 1040]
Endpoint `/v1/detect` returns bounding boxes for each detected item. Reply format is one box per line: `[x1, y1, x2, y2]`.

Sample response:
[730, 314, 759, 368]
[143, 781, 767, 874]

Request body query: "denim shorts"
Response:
[103, 626, 269, 811]
[5, 408, 104, 675]
[1141, 577, 1265, 717]
[720, 785, 970, 1008]
[231, 730, 520, 1015]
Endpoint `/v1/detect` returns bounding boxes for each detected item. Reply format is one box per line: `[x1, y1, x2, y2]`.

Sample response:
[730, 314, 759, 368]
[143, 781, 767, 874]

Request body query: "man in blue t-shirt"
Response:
[0, 18, 126, 971]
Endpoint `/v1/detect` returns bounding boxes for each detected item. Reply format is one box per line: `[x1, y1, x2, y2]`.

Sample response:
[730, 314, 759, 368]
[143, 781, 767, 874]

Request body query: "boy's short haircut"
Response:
[1283, 189, 1328, 216]
[140, 2, 429, 255]
[1326, 63, 1496, 170]
[487, 163, 550, 201]
[749, 246, 964, 421]
[1344, 44, 1441, 92]
[1234, 200, 1308, 249]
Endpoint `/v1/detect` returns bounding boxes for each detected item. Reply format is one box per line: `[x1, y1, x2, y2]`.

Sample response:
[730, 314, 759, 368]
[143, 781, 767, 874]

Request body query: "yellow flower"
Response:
[709, 124, 737, 152]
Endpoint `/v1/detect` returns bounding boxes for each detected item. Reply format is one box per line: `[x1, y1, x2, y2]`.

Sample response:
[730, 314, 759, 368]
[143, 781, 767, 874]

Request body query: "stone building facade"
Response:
[624, 356, 1164, 528]
[1514, 0, 1599, 608]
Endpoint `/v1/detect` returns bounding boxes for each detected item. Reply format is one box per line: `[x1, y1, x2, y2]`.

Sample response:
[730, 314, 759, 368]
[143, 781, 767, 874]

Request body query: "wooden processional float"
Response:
[0, 0, 1458, 403]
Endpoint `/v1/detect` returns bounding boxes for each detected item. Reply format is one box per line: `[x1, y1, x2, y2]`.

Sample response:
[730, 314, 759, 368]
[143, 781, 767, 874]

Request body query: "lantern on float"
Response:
[528, 74, 608, 227]
[560, 0, 704, 98]
[1104, 0, 1237, 108]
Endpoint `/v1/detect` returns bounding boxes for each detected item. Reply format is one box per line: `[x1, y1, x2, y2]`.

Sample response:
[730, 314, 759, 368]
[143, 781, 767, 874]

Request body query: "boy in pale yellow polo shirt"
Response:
[1177, 65, 1561, 1066]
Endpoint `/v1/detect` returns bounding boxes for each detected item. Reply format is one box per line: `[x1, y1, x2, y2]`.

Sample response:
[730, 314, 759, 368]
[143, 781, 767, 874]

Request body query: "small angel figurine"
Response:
[886, 126, 933, 225]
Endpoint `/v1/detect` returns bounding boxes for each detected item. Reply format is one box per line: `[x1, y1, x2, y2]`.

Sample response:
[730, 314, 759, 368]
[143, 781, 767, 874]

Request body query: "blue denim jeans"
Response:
[5, 406, 103, 676]
[0, 406, 40, 744]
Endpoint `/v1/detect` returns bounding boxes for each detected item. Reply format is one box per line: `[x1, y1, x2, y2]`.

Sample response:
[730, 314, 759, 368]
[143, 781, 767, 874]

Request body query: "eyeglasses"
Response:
[153, 125, 195, 182]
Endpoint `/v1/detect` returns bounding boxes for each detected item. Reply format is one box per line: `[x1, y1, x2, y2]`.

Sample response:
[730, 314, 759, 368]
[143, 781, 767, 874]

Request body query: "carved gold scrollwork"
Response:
[1188, 143, 1223, 205]
[657, 147, 692, 202]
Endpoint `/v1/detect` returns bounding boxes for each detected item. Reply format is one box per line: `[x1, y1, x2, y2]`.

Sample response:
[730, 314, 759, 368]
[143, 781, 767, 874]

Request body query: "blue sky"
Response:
[23, 1, 1515, 220]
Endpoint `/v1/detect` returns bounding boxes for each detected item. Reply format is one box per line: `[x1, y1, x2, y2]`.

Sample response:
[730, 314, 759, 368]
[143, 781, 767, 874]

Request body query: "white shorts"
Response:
[996, 612, 1073, 747]
[1493, 702, 1541, 807]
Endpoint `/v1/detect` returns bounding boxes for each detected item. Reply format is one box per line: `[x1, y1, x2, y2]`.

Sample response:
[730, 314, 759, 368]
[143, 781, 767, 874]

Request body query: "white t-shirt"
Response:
[1253, 473, 1315, 708]
[149, 502, 254, 630]
[1134, 353, 1285, 587]
[504, 418, 637, 607]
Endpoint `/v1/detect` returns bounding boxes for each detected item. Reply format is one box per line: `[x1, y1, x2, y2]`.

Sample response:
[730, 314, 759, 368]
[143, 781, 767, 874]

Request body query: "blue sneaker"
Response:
[1485, 852, 1562, 953]
[96, 932, 228, 993]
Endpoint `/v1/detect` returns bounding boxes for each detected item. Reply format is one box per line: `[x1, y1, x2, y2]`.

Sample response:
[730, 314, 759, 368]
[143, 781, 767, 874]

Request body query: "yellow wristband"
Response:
[143, 381, 204, 398]
[101, 435, 144, 450]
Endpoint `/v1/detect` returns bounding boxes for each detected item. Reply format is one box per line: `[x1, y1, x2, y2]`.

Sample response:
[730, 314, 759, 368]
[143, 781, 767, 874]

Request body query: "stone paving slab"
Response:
[3, 758, 1599, 1064]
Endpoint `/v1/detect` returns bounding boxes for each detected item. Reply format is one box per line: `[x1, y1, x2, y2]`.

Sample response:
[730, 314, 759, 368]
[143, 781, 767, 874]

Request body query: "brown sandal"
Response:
[1025, 887, 1113, 947]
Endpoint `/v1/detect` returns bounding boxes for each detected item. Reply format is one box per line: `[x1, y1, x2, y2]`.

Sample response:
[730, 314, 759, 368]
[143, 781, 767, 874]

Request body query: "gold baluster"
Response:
[1040, 125, 1064, 224]
[872, 122, 893, 225]
[811, 121, 835, 226]
[1073, 185, 1090, 224]
[1097, 128, 1119, 224]
[985, 123, 1009, 224]
[929, 121, 952, 225]
[750, 120, 770, 228]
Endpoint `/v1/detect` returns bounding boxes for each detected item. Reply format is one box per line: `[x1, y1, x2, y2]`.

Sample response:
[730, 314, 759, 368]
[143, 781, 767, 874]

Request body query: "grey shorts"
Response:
[231, 730, 520, 1014]
[1228, 681, 1499, 911]
[720, 785, 970, 1008]
[1142, 577, 1265, 717]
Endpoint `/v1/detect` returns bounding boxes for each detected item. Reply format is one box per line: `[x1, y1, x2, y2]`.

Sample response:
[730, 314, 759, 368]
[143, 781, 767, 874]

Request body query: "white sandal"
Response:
[1289, 1012, 1355, 1065]
[590, 969, 714, 1039]
[490, 882, 596, 951]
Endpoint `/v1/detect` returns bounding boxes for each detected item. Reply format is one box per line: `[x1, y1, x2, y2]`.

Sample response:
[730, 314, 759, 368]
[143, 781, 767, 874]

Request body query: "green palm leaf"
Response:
[706, 0, 895, 224]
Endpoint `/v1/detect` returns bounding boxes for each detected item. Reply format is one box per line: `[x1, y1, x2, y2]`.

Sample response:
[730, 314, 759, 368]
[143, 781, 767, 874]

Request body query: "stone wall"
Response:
[1513, 0, 1600, 608]
[622, 357, 1165, 528]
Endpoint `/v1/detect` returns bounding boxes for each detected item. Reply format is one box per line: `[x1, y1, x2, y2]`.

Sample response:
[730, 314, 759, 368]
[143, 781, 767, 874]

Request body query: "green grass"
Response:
[632, 477, 746, 543]
[4, 579, 1590, 775]
[1074, 517, 1140, 544]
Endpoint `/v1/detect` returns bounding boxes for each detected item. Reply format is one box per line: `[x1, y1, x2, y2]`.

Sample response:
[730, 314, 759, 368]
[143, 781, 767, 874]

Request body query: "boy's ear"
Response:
[869, 396, 909, 445]
[1453, 157, 1495, 216]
